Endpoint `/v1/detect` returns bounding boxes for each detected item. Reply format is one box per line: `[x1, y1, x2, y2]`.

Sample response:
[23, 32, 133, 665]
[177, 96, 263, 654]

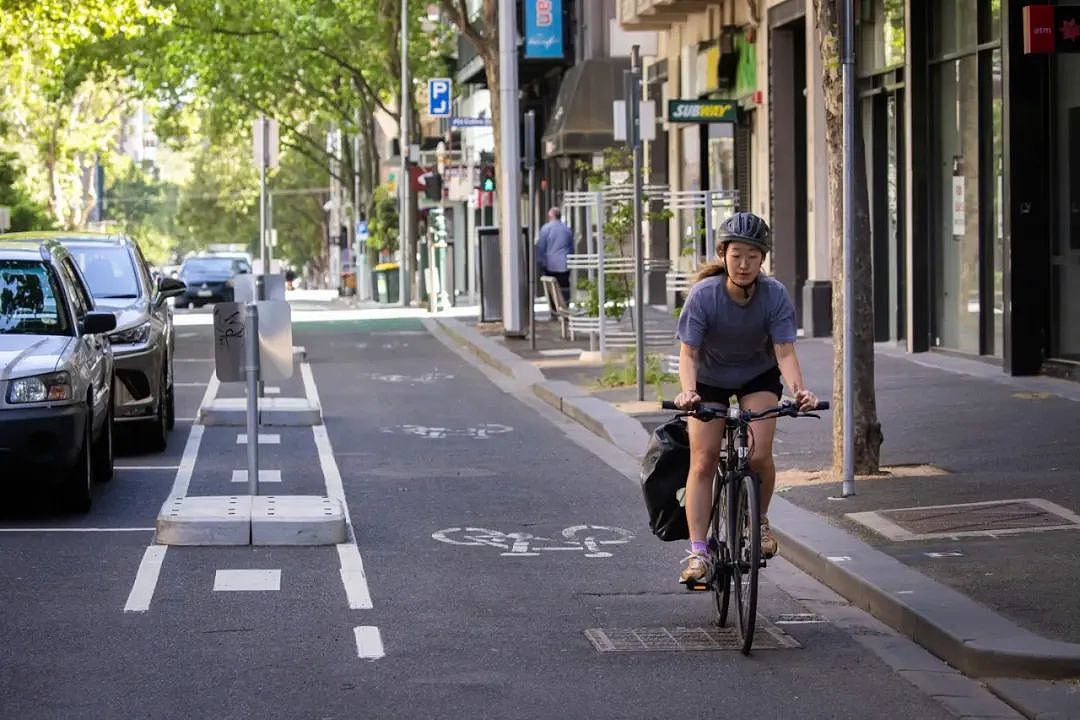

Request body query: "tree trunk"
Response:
[813, 0, 884, 475]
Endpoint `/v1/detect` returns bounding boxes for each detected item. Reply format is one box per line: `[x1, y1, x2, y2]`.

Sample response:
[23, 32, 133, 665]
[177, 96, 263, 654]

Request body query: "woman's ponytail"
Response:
[693, 261, 726, 284]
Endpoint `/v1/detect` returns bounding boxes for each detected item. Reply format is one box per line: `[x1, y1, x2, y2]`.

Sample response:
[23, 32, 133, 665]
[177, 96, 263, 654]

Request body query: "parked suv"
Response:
[57, 233, 186, 452]
[0, 237, 117, 511]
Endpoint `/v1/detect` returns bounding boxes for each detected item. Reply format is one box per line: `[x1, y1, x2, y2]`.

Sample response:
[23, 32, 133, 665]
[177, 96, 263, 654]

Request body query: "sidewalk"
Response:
[432, 308, 1080, 718]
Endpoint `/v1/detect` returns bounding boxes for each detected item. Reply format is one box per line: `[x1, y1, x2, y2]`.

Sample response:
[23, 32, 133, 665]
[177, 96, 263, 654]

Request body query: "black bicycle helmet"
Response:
[719, 212, 772, 255]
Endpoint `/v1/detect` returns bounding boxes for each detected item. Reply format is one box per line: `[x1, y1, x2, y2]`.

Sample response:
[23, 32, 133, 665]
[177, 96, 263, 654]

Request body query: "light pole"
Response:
[498, 0, 524, 336]
[841, 0, 856, 497]
[398, 0, 412, 307]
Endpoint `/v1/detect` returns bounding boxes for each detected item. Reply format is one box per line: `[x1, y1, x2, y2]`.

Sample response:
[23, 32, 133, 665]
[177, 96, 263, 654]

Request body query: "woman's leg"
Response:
[738, 391, 779, 514]
[685, 416, 726, 542]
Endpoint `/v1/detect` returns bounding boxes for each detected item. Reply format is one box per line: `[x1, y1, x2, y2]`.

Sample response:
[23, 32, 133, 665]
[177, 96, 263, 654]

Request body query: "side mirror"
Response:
[82, 311, 117, 335]
[158, 276, 187, 299]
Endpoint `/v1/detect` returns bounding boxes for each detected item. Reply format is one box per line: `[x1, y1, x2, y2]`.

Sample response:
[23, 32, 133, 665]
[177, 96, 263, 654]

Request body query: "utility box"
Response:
[477, 226, 502, 323]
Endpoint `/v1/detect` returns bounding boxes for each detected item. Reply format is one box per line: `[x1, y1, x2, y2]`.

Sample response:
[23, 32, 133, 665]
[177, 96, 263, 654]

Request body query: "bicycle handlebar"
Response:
[660, 399, 830, 422]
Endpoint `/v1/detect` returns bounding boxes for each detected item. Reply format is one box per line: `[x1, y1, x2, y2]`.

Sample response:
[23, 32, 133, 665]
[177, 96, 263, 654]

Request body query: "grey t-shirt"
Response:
[676, 274, 798, 389]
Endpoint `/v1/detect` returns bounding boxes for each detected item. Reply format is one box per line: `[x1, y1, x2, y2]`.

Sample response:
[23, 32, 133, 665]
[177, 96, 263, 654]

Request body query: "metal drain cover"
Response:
[848, 498, 1080, 541]
[584, 624, 800, 653]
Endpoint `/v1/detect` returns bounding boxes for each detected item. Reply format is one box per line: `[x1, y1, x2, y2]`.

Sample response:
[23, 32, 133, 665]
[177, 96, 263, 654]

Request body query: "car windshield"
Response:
[0, 260, 72, 335]
[68, 245, 140, 298]
[183, 257, 247, 275]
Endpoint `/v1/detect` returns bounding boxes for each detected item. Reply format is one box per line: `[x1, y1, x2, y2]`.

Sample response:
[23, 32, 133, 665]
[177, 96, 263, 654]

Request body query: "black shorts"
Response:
[696, 366, 783, 404]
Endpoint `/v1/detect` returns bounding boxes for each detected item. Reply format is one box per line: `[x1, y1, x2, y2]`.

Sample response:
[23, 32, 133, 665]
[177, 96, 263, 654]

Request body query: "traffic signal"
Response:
[480, 166, 496, 192]
[423, 171, 443, 201]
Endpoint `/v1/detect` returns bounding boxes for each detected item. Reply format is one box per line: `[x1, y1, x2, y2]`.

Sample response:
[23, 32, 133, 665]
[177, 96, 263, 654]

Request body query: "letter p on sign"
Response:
[428, 78, 452, 117]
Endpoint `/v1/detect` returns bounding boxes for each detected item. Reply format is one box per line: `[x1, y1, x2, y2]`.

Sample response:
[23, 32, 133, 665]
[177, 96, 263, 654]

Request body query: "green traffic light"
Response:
[482, 177, 495, 192]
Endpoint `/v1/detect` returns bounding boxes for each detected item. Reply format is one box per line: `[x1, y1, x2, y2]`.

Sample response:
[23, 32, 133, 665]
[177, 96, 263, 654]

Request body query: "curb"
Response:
[433, 316, 1080, 685]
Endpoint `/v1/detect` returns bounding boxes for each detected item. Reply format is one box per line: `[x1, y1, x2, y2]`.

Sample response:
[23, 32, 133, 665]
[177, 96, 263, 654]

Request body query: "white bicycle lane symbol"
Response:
[431, 525, 634, 558]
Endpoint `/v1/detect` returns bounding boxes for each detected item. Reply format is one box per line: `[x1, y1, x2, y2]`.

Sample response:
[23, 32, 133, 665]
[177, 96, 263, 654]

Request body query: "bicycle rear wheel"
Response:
[709, 472, 731, 626]
[730, 472, 761, 655]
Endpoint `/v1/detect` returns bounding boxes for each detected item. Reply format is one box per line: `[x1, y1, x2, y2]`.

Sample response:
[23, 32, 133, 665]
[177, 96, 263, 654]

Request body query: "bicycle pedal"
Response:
[680, 578, 710, 592]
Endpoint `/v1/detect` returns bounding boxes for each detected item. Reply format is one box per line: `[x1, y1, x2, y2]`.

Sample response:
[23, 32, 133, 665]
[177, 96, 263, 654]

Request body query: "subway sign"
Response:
[668, 100, 737, 123]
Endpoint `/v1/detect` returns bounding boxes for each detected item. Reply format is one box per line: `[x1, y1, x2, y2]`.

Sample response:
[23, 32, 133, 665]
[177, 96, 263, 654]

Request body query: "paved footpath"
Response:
[433, 307, 1080, 720]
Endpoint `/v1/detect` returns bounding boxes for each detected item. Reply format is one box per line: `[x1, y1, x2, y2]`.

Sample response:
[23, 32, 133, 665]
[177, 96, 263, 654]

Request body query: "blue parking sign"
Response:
[428, 78, 452, 118]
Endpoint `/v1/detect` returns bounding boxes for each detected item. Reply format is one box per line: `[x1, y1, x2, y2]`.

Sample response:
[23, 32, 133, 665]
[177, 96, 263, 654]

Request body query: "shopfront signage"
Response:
[450, 117, 492, 128]
[667, 99, 737, 123]
[525, 0, 563, 59]
[1023, 5, 1080, 53]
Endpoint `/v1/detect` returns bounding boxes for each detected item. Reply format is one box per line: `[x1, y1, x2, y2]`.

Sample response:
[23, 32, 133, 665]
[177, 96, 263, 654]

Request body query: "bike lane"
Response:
[308, 317, 959, 720]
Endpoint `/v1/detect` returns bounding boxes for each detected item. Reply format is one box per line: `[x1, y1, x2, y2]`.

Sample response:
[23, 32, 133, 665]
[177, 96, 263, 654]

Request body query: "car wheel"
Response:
[141, 375, 168, 453]
[64, 407, 93, 513]
[93, 384, 114, 483]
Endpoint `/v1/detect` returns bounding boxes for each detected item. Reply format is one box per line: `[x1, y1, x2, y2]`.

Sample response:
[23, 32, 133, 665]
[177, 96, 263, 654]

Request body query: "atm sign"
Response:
[668, 100, 737, 123]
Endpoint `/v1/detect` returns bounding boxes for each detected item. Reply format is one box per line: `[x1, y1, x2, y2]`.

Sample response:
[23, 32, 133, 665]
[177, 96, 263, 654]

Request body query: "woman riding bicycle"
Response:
[674, 212, 818, 585]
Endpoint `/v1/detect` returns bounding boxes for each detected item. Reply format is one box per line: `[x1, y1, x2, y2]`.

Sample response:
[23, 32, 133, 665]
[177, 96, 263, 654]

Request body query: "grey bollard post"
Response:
[245, 303, 260, 496]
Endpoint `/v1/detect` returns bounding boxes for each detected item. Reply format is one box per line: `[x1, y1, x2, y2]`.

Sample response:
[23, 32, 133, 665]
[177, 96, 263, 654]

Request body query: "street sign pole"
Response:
[525, 110, 537, 351]
[258, 118, 269, 301]
[245, 303, 260, 496]
[627, 46, 646, 402]
[842, 0, 857, 497]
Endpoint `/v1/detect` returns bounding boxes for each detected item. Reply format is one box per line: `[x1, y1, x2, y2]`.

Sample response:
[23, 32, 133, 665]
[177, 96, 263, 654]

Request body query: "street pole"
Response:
[628, 46, 646, 402]
[841, 0, 856, 497]
[245, 303, 260, 497]
[399, 0, 411, 307]
[525, 110, 537, 351]
[354, 109, 368, 301]
[258, 117, 269, 301]
[498, 0, 524, 337]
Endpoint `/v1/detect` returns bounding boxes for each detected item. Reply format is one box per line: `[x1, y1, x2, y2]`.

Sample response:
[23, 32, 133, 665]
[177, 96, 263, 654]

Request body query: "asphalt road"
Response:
[0, 299, 1013, 719]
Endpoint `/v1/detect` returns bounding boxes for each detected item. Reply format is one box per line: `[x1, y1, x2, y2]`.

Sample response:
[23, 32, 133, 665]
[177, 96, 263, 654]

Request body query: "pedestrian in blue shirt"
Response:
[536, 206, 574, 315]
[673, 212, 819, 586]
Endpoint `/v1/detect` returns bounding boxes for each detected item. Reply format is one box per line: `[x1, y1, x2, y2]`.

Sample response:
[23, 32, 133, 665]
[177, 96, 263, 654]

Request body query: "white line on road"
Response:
[124, 546, 167, 612]
[264, 386, 281, 395]
[174, 382, 207, 387]
[231, 469, 282, 483]
[302, 361, 374, 611]
[170, 425, 204, 497]
[354, 626, 385, 660]
[337, 543, 372, 609]
[236, 433, 281, 445]
[0, 527, 154, 533]
[213, 569, 281, 591]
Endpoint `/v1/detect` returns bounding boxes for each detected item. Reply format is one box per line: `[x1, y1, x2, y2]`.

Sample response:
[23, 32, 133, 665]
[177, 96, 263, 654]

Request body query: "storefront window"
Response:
[932, 55, 981, 353]
[931, 0, 979, 56]
[859, 0, 905, 70]
[991, 49, 1004, 356]
[1053, 53, 1080, 360]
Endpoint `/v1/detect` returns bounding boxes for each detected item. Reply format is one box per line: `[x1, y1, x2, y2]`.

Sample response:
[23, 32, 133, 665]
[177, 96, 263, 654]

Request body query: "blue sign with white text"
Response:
[524, 0, 563, 59]
[428, 78, 452, 117]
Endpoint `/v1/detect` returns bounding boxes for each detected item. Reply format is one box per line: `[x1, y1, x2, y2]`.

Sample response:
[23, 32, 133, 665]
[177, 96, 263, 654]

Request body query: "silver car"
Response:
[0, 237, 117, 511]
[57, 233, 186, 452]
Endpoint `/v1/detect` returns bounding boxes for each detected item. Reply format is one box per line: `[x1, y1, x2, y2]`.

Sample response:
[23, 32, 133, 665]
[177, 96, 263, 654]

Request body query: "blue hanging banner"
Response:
[524, 0, 563, 59]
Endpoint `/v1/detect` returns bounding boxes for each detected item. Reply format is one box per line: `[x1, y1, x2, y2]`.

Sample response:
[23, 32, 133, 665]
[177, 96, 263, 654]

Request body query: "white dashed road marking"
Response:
[236, 433, 281, 445]
[124, 546, 167, 612]
[213, 569, 282, 592]
[264, 386, 281, 395]
[354, 626, 385, 660]
[231, 469, 282, 484]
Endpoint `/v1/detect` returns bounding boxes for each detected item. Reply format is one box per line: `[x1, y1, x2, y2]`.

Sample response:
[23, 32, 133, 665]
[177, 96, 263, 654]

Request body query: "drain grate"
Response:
[848, 498, 1080, 541]
[584, 624, 800, 653]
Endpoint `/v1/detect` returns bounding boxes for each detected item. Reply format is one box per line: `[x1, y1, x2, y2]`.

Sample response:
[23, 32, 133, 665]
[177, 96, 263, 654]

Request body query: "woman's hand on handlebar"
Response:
[794, 388, 819, 413]
[674, 390, 701, 411]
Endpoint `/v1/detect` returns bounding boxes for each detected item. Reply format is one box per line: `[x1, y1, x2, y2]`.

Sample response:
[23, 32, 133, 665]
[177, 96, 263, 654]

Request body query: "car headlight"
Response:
[110, 321, 152, 345]
[7, 372, 72, 404]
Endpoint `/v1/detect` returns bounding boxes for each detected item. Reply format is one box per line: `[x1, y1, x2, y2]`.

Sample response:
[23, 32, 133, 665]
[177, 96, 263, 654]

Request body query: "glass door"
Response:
[1052, 55, 1080, 361]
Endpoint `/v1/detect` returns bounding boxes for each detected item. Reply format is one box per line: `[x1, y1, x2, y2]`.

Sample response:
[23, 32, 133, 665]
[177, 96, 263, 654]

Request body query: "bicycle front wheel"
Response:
[710, 473, 731, 627]
[730, 472, 761, 655]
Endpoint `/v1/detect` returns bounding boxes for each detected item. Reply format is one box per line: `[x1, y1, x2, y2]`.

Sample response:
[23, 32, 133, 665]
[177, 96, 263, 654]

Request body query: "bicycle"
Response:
[660, 398, 829, 654]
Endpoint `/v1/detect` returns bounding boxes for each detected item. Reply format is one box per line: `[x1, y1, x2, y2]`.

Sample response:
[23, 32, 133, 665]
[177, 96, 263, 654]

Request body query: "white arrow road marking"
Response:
[354, 626, 384, 660]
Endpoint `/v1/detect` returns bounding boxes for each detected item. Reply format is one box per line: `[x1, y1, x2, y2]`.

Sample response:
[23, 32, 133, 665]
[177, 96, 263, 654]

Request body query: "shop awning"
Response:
[541, 57, 632, 158]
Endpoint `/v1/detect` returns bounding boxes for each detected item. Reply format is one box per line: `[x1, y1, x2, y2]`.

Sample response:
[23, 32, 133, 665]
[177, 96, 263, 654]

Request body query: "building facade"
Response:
[619, 0, 1079, 379]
